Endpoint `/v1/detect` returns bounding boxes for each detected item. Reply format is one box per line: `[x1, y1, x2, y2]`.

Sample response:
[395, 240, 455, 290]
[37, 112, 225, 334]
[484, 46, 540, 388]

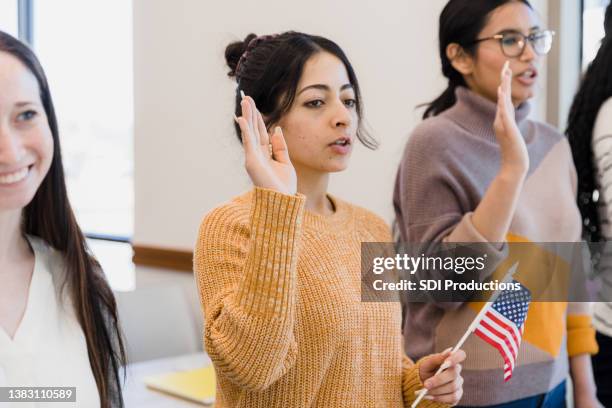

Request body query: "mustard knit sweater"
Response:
[194, 188, 446, 407]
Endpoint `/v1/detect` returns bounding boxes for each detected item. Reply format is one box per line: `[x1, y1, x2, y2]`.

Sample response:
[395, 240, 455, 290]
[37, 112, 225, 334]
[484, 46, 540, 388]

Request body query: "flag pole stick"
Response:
[411, 262, 519, 408]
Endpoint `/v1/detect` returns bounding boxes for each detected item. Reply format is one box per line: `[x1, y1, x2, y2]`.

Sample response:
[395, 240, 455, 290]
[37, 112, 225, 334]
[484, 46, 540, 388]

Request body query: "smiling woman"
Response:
[192, 31, 467, 407]
[0, 31, 125, 408]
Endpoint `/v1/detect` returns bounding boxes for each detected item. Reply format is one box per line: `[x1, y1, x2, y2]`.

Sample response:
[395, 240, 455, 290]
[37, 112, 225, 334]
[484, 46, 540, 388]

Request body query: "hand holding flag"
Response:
[412, 262, 529, 407]
[416, 348, 466, 405]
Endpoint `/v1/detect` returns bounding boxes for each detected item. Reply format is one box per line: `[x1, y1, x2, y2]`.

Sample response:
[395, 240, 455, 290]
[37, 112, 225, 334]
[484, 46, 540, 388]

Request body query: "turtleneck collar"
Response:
[444, 86, 531, 142]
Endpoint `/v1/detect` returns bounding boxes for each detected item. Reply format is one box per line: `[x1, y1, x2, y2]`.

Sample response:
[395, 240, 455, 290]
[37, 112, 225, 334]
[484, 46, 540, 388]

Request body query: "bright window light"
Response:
[583, 0, 610, 69]
[34, 0, 134, 239]
[0, 0, 18, 38]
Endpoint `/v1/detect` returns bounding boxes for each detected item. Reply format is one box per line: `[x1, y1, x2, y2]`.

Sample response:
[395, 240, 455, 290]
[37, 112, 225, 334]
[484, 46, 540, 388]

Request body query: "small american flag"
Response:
[474, 281, 531, 381]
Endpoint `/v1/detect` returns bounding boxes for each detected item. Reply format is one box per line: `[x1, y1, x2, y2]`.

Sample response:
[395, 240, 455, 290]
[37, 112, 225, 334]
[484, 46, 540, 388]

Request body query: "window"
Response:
[583, 0, 610, 68]
[0, 0, 18, 37]
[33, 0, 134, 240]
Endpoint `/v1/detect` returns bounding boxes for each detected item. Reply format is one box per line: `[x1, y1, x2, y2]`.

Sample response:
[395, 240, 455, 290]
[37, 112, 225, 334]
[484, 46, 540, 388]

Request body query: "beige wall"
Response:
[133, 0, 551, 250]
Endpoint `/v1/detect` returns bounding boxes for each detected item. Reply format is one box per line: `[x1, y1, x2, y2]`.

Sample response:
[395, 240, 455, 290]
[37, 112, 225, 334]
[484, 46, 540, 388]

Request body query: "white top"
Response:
[592, 97, 612, 337]
[0, 236, 100, 407]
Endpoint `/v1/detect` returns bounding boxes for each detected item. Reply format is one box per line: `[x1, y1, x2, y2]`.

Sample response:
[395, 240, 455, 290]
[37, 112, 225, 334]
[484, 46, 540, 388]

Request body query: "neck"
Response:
[294, 165, 333, 215]
[0, 209, 30, 269]
[448, 86, 531, 142]
[464, 80, 524, 108]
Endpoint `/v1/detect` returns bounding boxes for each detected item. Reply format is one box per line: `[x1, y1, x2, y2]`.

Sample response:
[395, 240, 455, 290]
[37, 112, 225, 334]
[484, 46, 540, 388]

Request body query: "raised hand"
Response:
[234, 92, 297, 195]
[493, 61, 529, 176]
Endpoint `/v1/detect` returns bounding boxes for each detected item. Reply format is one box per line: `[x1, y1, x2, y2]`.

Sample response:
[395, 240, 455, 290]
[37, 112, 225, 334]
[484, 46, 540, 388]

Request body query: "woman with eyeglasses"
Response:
[394, 1, 600, 407]
[567, 2, 612, 407]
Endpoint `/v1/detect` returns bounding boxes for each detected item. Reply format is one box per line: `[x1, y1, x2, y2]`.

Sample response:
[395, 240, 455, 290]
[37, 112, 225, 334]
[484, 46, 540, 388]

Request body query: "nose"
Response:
[331, 99, 353, 129]
[0, 123, 25, 164]
[520, 39, 538, 62]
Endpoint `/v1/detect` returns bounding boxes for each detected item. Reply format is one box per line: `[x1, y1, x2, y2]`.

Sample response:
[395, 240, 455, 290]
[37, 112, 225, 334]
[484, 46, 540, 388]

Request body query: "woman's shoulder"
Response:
[27, 235, 65, 271]
[26, 235, 69, 293]
[524, 118, 569, 157]
[196, 190, 254, 241]
[409, 115, 458, 146]
[397, 116, 459, 175]
[527, 117, 564, 139]
[201, 190, 253, 223]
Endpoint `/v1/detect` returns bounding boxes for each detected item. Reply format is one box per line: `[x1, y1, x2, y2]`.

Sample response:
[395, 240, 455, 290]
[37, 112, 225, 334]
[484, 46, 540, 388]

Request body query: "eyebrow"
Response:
[297, 83, 353, 95]
[497, 26, 541, 34]
[15, 101, 37, 108]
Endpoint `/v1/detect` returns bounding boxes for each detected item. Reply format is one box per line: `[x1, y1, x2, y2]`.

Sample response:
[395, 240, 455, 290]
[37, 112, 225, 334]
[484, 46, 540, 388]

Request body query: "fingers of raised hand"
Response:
[501, 60, 511, 93]
[270, 126, 291, 164]
[240, 93, 261, 145]
[256, 110, 270, 148]
[234, 115, 254, 151]
[499, 61, 515, 114]
[238, 96, 257, 146]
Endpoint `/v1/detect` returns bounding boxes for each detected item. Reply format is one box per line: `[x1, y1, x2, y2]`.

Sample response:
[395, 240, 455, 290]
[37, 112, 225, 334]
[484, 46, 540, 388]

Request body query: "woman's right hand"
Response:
[462, 62, 530, 243]
[493, 61, 529, 177]
[234, 92, 297, 195]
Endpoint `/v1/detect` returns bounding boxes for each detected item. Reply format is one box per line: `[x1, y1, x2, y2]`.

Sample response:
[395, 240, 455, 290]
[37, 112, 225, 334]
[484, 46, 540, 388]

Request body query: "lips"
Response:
[329, 136, 351, 147]
[515, 67, 538, 86]
[0, 166, 31, 185]
[329, 136, 352, 155]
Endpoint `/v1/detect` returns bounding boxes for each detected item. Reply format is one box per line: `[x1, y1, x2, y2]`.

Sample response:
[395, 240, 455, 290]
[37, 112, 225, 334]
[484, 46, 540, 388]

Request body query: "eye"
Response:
[17, 110, 38, 121]
[305, 100, 324, 108]
[344, 99, 356, 108]
[501, 34, 522, 47]
[531, 32, 548, 42]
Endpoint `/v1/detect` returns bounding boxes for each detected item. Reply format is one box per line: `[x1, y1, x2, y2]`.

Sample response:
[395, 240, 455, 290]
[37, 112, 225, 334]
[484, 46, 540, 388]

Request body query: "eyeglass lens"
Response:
[501, 31, 553, 57]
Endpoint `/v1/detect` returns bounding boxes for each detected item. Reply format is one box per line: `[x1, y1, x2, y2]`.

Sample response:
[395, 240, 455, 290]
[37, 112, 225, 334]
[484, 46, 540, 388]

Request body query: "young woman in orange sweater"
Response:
[194, 31, 466, 407]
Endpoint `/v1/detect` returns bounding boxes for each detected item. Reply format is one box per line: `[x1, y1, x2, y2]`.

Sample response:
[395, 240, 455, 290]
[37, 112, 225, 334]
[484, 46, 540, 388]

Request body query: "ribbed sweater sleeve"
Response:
[193, 187, 305, 391]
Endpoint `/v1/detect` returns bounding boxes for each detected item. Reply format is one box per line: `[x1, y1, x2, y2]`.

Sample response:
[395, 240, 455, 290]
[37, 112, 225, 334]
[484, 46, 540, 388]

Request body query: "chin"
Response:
[325, 158, 351, 173]
[0, 196, 35, 211]
[0, 185, 39, 211]
[513, 89, 534, 104]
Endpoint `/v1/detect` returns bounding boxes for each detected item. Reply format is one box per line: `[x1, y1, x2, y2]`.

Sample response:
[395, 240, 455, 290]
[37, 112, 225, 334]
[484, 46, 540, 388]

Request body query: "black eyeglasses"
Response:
[472, 30, 555, 57]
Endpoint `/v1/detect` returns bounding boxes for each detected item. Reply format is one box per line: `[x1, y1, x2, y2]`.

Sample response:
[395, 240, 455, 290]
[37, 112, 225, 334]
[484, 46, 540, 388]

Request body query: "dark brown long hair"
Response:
[0, 31, 126, 407]
[567, 2, 612, 244]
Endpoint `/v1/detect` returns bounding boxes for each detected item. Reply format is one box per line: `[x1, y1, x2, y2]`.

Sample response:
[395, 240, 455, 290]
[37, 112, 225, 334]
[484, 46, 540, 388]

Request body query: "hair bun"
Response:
[225, 33, 257, 78]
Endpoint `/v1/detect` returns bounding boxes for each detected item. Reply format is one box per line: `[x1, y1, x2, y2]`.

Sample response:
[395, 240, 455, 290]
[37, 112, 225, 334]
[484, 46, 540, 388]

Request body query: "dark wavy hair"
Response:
[0, 31, 126, 407]
[566, 2, 612, 243]
[423, 0, 533, 119]
[225, 31, 377, 149]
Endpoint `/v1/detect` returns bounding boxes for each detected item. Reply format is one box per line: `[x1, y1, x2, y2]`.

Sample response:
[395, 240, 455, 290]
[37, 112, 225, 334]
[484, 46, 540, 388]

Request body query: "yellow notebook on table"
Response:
[144, 365, 216, 405]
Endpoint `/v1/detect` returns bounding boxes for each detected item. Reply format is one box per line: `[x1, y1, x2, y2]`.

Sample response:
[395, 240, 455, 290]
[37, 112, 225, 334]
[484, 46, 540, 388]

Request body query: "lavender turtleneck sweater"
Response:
[393, 87, 598, 406]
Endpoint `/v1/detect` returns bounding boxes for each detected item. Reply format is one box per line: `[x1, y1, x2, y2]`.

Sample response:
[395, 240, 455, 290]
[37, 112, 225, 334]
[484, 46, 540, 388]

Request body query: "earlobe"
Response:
[446, 43, 473, 76]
